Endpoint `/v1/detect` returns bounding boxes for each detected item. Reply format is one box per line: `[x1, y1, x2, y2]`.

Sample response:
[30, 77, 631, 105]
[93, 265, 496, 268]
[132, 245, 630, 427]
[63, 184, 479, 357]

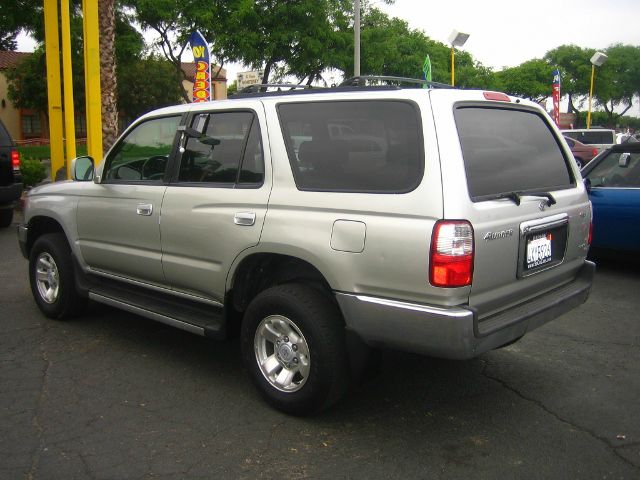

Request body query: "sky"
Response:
[377, 0, 640, 70]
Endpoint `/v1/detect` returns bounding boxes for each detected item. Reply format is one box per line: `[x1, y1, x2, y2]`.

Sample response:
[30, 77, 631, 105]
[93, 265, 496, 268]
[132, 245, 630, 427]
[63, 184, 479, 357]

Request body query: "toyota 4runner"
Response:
[18, 78, 595, 415]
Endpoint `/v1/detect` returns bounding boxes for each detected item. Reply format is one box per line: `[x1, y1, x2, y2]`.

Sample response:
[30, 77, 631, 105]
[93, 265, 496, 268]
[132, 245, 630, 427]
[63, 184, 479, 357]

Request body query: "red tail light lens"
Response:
[591, 148, 598, 157]
[588, 221, 593, 246]
[11, 150, 20, 171]
[430, 220, 474, 288]
[483, 91, 511, 102]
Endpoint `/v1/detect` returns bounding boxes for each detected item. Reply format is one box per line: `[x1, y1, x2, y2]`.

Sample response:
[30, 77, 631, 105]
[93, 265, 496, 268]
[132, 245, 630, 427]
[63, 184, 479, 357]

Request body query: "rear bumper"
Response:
[0, 183, 22, 205]
[335, 261, 595, 360]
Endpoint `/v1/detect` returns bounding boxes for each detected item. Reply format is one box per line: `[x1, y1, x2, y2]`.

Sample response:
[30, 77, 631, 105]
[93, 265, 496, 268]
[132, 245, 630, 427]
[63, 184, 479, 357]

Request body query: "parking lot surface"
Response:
[1, 215, 639, 479]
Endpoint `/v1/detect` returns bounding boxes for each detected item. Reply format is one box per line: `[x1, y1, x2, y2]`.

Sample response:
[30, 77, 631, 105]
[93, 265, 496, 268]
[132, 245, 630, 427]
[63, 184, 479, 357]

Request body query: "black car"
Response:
[0, 119, 22, 227]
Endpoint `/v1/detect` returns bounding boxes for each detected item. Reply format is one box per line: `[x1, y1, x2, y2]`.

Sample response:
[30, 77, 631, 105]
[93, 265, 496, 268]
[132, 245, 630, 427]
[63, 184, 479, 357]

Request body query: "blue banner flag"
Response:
[189, 31, 212, 102]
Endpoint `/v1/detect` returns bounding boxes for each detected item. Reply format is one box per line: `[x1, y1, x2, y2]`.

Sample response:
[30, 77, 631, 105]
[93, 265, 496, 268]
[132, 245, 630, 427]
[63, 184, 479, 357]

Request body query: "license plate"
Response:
[526, 233, 553, 269]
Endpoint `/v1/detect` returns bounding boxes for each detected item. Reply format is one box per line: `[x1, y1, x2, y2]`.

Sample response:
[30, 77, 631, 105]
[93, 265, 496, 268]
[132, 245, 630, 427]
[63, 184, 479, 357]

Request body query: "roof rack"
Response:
[339, 75, 453, 89]
[237, 83, 326, 94]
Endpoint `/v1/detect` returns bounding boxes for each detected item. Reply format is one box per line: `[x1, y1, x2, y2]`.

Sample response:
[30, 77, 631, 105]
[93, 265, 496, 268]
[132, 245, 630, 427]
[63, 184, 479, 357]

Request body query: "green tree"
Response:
[544, 45, 592, 113]
[335, 7, 492, 87]
[593, 44, 640, 121]
[117, 55, 184, 119]
[0, 0, 41, 50]
[6, 10, 181, 123]
[494, 59, 551, 102]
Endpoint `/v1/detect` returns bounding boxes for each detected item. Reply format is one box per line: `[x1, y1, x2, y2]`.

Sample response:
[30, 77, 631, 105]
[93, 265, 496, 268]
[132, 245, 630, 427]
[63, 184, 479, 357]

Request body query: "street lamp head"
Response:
[449, 30, 470, 48]
[590, 52, 608, 67]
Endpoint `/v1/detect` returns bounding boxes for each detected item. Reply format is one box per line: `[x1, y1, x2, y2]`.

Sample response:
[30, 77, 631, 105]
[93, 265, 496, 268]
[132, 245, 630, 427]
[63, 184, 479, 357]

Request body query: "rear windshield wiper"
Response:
[494, 191, 556, 207]
[494, 191, 522, 205]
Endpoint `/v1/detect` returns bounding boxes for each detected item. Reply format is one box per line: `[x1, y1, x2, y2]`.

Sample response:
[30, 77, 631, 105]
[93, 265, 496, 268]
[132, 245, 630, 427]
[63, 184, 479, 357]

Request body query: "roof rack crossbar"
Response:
[339, 75, 453, 89]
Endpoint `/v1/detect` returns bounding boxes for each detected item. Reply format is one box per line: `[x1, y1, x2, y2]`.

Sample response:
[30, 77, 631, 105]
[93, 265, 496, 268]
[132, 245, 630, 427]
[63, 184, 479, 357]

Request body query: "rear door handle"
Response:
[234, 212, 256, 226]
[136, 203, 153, 216]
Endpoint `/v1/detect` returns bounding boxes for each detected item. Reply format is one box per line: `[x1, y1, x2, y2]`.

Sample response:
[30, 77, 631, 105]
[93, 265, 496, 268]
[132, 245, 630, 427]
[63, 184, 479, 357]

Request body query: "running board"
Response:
[90, 292, 207, 336]
[84, 273, 226, 339]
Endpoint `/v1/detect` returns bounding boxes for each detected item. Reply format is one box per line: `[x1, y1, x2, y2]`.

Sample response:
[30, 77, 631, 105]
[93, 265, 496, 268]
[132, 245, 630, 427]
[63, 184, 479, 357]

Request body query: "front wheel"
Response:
[29, 233, 87, 319]
[241, 284, 349, 415]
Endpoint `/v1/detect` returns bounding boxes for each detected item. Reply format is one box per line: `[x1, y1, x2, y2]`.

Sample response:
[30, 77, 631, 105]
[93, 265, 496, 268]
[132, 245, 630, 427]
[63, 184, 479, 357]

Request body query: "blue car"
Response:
[581, 142, 640, 253]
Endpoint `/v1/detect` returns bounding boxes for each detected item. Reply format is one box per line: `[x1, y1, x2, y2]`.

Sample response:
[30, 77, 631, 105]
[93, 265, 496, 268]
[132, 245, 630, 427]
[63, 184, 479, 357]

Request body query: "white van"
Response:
[562, 128, 615, 153]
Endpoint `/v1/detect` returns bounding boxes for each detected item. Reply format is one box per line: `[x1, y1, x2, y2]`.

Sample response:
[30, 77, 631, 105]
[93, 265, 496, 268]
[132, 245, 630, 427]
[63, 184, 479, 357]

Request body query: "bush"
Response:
[21, 158, 48, 187]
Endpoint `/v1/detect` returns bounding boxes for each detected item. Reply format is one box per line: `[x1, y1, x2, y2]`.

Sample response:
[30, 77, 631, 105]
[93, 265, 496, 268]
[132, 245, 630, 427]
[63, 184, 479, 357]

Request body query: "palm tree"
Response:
[98, 0, 118, 151]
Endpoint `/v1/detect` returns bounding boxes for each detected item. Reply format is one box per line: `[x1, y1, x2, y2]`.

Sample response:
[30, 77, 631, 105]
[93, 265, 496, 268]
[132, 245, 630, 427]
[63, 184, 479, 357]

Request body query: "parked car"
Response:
[0, 119, 22, 227]
[563, 136, 598, 168]
[562, 128, 615, 154]
[581, 142, 640, 254]
[18, 78, 595, 415]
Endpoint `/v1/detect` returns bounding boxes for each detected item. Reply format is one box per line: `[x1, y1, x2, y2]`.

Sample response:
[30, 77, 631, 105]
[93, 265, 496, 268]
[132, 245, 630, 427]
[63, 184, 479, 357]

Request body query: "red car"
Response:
[564, 136, 598, 168]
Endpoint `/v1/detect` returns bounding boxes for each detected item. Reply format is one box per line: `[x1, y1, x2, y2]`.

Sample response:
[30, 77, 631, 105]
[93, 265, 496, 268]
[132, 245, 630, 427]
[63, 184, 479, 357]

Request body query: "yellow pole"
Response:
[82, 0, 103, 163]
[451, 46, 455, 86]
[60, 0, 76, 178]
[43, 0, 65, 181]
[587, 64, 595, 129]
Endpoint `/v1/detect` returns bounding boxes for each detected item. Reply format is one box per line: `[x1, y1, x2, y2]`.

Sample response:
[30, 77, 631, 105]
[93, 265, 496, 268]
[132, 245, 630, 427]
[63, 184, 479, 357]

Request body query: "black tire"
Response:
[29, 233, 87, 319]
[241, 283, 349, 415]
[0, 208, 13, 228]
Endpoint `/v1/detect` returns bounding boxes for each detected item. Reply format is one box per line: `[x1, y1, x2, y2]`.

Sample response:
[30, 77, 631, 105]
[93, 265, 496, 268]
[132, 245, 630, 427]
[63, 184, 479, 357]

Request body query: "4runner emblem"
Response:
[483, 229, 514, 242]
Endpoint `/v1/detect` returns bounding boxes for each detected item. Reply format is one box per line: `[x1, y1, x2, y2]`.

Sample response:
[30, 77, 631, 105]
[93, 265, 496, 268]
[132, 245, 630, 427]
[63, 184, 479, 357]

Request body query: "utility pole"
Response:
[354, 0, 360, 77]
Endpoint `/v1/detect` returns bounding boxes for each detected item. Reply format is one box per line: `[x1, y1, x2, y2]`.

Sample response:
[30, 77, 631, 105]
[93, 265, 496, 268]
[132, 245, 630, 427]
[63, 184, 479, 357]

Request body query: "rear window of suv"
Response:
[278, 100, 423, 193]
[454, 106, 573, 200]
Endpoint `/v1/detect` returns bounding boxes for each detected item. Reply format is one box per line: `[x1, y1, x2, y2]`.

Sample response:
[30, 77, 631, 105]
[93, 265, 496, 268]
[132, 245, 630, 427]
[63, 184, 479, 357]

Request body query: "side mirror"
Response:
[618, 152, 631, 168]
[71, 155, 95, 181]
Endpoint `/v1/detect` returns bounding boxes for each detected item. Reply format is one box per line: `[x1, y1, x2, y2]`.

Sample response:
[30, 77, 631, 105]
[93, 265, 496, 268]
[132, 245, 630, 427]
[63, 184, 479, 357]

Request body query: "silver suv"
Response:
[18, 78, 595, 415]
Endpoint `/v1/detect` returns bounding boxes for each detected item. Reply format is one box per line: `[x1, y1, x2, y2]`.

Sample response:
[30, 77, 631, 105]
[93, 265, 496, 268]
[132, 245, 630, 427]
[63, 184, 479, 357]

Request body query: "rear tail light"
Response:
[588, 221, 593, 246]
[430, 220, 474, 288]
[591, 148, 598, 157]
[11, 149, 20, 171]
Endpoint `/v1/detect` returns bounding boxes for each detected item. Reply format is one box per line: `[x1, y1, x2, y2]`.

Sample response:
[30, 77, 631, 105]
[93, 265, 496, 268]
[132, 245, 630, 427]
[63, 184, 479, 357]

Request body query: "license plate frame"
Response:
[518, 214, 569, 278]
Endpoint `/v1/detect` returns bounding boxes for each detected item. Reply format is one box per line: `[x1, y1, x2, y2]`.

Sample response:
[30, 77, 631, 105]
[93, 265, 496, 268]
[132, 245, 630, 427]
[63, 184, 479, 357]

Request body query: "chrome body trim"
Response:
[87, 268, 224, 308]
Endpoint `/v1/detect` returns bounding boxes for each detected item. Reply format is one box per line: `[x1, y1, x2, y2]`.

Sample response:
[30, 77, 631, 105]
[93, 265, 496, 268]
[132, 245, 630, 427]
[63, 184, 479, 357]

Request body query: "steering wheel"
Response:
[141, 155, 168, 180]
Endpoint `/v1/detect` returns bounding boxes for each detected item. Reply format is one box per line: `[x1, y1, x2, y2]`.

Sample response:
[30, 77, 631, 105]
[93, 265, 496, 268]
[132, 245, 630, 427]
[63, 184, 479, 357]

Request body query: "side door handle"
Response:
[234, 212, 256, 226]
[136, 203, 153, 216]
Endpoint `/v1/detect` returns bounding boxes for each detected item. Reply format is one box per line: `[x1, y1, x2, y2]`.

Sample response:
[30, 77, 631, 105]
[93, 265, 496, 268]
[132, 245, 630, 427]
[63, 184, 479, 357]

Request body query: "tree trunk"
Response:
[98, 0, 118, 151]
[567, 93, 577, 114]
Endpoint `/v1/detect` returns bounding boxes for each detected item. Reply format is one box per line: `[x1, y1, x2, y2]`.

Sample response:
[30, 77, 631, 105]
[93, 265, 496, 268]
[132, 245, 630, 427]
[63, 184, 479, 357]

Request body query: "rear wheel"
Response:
[29, 233, 87, 319]
[241, 284, 349, 415]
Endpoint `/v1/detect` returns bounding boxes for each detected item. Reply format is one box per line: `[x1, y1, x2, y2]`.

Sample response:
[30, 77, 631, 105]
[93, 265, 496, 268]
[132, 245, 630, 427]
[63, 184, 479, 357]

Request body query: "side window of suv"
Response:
[587, 152, 640, 188]
[177, 111, 264, 186]
[103, 115, 181, 182]
[278, 100, 423, 193]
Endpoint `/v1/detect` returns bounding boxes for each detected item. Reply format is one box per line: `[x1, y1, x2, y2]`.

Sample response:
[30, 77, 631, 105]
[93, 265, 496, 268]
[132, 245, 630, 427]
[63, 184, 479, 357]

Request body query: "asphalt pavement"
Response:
[1, 213, 639, 479]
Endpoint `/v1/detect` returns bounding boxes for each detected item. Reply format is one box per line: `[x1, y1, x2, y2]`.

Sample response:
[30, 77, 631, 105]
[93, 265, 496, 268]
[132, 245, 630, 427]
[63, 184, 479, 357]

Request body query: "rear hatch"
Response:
[430, 90, 591, 325]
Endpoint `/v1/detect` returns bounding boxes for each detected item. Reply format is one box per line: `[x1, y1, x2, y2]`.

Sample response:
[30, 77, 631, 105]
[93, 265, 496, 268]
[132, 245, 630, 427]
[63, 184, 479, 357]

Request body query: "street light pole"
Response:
[587, 51, 607, 129]
[354, 0, 360, 77]
[448, 30, 470, 87]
